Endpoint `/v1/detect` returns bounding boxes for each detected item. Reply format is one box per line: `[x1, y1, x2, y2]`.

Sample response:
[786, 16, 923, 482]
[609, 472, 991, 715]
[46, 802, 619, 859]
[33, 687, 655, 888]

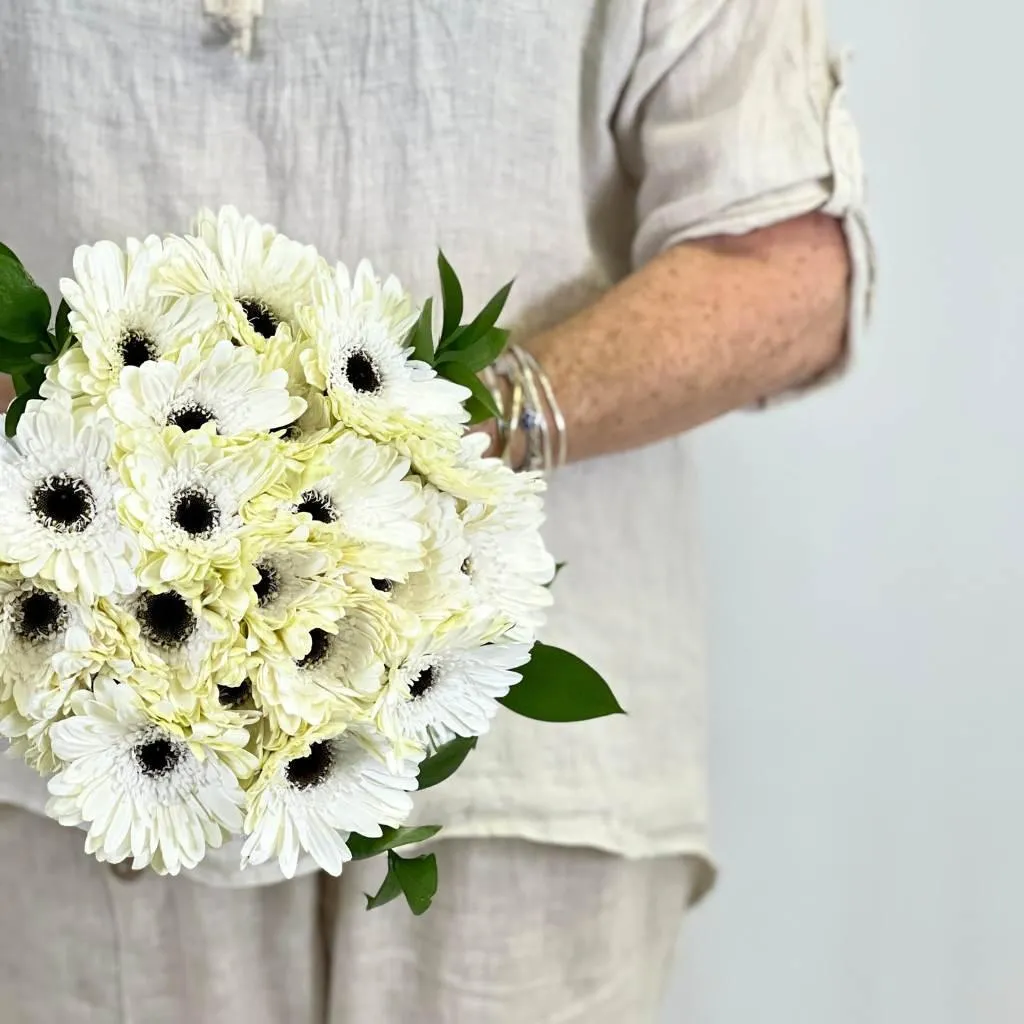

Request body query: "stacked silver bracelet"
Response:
[481, 344, 567, 474]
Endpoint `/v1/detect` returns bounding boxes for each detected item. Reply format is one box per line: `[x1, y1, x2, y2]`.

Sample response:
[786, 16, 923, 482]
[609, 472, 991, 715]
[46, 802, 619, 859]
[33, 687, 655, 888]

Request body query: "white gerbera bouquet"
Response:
[0, 209, 620, 912]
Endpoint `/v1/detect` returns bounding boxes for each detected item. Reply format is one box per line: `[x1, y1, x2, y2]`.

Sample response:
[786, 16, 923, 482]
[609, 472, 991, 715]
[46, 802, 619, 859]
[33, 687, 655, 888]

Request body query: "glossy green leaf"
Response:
[498, 642, 624, 722]
[347, 825, 442, 861]
[440, 362, 500, 423]
[54, 299, 72, 352]
[0, 347, 43, 375]
[364, 860, 403, 911]
[4, 388, 35, 437]
[391, 850, 439, 916]
[437, 250, 463, 341]
[416, 736, 478, 791]
[0, 242, 20, 265]
[439, 280, 513, 355]
[0, 250, 51, 346]
[408, 298, 435, 365]
[435, 327, 509, 373]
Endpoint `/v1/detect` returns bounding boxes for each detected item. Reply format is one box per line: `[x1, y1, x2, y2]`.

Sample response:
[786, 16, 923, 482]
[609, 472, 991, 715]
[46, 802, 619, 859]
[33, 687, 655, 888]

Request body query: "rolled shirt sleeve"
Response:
[614, 0, 875, 388]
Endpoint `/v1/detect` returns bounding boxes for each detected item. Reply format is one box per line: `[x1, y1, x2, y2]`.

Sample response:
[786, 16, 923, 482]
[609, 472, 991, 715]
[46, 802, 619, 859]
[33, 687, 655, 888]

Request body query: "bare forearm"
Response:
[524, 213, 851, 463]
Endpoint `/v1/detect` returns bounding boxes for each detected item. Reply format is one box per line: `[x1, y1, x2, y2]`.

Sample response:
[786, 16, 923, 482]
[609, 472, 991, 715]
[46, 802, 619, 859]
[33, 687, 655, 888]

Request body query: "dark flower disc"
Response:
[285, 740, 333, 790]
[409, 665, 436, 699]
[239, 297, 279, 339]
[171, 488, 220, 537]
[30, 474, 95, 534]
[14, 590, 67, 642]
[344, 350, 382, 394]
[138, 591, 196, 648]
[120, 329, 157, 368]
[134, 735, 183, 778]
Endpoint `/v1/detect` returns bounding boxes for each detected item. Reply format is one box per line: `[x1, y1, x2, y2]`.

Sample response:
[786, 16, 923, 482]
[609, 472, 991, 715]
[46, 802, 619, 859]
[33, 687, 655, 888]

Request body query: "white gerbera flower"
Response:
[241, 723, 419, 877]
[397, 430, 521, 503]
[160, 207, 323, 350]
[241, 529, 347, 659]
[0, 399, 138, 601]
[46, 676, 254, 874]
[381, 615, 530, 748]
[460, 473, 555, 641]
[392, 485, 472, 622]
[0, 577, 115, 722]
[48, 235, 217, 404]
[119, 430, 280, 592]
[252, 616, 373, 735]
[287, 431, 426, 581]
[109, 338, 306, 438]
[107, 586, 241, 712]
[297, 260, 470, 442]
[0, 574, 122, 772]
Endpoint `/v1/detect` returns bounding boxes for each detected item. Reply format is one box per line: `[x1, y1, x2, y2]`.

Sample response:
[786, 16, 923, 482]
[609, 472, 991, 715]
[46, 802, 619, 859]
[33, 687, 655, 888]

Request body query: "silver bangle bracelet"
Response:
[516, 346, 567, 471]
[484, 345, 566, 474]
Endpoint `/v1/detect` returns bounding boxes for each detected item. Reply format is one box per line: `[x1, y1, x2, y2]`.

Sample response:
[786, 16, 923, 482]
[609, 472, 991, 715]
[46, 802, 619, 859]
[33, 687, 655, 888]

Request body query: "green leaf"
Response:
[4, 388, 35, 437]
[408, 298, 435, 365]
[437, 280, 513, 356]
[0, 347, 43, 375]
[498, 642, 625, 722]
[364, 861, 403, 911]
[416, 736, 478, 791]
[435, 327, 509, 373]
[544, 562, 566, 588]
[0, 242, 21, 265]
[0, 249, 51, 346]
[347, 825, 442, 861]
[54, 299, 72, 352]
[439, 362, 500, 424]
[391, 850, 439, 916]
[437, 250, 463, 341]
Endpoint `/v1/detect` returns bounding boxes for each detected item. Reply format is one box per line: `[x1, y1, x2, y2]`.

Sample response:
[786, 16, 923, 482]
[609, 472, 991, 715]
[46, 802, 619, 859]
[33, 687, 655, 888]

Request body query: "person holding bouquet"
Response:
[0, 1, 871, 1022]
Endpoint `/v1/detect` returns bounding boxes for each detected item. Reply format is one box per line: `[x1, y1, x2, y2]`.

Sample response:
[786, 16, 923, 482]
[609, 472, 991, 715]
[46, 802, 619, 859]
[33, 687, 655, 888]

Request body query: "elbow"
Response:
[701, 211, 853, 382]
[734, 211, 852, 385]
[794, 213, 852, 381]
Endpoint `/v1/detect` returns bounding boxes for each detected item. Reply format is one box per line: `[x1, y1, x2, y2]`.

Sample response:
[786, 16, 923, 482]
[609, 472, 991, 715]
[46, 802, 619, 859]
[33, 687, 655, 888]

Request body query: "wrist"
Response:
[481, 344, 566, 474]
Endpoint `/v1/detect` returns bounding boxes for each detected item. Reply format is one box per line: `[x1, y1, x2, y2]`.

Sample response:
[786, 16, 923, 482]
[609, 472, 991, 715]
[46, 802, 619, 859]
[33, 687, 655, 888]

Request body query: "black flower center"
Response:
[285, 740, 333, 790]
[371, 578, 393, 593]
[297, 628, 331, 669]
[295, 490, 336, 524]
[460, 557, 473, 575]
[171, 487, 220, 537]
[239, 298, 280, 339]
[168, 402, 215, 432]
[253, 559, 280, 607]
[134, 736, 183, 778]
[138, 591, 195, 648]
[218, 679, 252, 709]
[409, 665, 436, 699]
[14, 590, 67, 642]
[120, 329, 157, 368]
[30, 474, 95, 533]
[345, 350, 382, 394]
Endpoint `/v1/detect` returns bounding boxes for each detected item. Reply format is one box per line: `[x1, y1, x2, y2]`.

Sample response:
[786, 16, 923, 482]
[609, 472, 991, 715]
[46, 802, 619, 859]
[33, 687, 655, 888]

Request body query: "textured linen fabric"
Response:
[0, 804, 695, 1024]
[0, 0, 872, 896]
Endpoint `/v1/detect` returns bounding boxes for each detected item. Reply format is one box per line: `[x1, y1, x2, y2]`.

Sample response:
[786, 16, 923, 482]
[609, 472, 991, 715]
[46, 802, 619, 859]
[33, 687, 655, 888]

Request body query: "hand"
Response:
[466, 372, 526, 468]
[0, 375, 13, 413]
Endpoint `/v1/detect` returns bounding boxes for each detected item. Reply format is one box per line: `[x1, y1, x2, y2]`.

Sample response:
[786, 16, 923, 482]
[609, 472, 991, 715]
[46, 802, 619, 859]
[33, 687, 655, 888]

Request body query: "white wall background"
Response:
[661, 2, 1024, 1021]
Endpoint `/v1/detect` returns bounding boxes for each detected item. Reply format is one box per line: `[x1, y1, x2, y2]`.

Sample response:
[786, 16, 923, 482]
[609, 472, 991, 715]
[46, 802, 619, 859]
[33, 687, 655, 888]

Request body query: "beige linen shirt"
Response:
[0, 0, 871, 898]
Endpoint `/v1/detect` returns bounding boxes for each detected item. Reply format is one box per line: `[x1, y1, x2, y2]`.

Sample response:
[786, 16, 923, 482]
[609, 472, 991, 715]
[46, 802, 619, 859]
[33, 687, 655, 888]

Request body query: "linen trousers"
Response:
[0, 804, 693, 1023]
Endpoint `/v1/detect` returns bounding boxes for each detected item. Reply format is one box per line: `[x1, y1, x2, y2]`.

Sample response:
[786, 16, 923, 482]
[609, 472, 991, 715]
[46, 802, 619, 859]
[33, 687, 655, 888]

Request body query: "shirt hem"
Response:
[425, 816, 719, 908]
